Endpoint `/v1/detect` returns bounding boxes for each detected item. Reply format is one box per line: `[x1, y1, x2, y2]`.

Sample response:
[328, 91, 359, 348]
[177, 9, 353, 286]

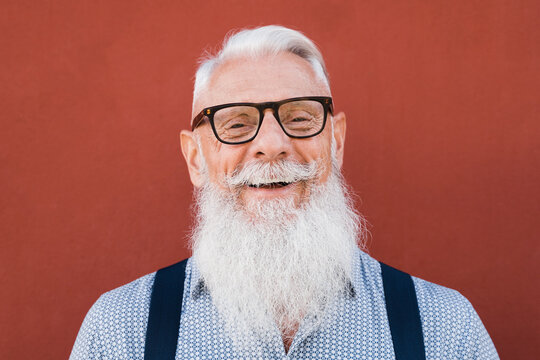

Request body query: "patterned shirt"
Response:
[70, 249, 499, 359]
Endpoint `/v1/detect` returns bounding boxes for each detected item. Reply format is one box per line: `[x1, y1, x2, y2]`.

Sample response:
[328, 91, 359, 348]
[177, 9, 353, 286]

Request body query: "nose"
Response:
[249, 109, 291, 161]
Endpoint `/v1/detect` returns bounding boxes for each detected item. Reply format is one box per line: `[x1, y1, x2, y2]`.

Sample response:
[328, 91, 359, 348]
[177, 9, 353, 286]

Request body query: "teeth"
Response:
[248, 182, 291, 188]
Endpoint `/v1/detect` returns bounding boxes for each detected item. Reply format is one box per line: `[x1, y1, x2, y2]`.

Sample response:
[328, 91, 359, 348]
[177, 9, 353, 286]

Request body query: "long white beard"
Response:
[190, 155, 364, 346]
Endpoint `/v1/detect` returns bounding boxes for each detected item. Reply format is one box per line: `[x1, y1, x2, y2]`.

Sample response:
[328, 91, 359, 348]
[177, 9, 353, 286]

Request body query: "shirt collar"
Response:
[348, 247, 364, 298]
[189, 259, 207, 300]
[347, 280, 357, 298]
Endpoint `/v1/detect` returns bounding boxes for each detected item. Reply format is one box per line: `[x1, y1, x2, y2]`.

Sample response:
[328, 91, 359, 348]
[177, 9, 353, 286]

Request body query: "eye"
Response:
[230, 123, 245, 128]
[291, 117, 309, 122]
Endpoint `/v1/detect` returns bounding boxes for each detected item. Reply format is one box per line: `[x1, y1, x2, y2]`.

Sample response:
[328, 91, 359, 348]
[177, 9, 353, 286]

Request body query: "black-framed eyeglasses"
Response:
[191, 96, 333, 145]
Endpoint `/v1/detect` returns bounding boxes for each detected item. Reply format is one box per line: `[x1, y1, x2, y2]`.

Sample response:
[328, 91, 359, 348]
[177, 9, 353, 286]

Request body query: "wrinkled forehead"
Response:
[191, 53, 331, 122]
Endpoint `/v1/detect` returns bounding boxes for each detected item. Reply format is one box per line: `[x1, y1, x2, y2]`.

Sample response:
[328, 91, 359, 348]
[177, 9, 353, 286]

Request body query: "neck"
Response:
[282, 323, 299, 353]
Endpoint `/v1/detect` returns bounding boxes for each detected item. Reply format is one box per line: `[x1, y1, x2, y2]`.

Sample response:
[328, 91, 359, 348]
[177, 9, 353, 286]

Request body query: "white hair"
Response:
[193, 25, 331, 104]
[190, 136, 367, 352]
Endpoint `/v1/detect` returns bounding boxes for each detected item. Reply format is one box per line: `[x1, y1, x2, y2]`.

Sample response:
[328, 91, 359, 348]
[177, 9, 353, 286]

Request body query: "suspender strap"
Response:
[144, 259, 188, 360]
[144, 259, 425, 359]
[380, 262, 426, 360]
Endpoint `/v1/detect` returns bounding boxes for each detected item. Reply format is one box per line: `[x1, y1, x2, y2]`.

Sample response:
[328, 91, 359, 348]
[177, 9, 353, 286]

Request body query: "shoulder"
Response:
[412, 274, 476, 331]
[356, 250, 474, 315]
[356, 251, 499, 358]
[82, 272, 156, 335]
[412, 275, 494, 352]
[70, 259, 192, 360]
[413, 276, 499, 358]
[96, 271, 156, 309]
[413, 274, 469, 311]
[70, 271, 157, 359]
[92, 257, 192, 316]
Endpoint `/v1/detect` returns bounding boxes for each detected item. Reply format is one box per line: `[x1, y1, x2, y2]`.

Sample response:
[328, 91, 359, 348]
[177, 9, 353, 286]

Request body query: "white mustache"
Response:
[225, 160, 320, 188]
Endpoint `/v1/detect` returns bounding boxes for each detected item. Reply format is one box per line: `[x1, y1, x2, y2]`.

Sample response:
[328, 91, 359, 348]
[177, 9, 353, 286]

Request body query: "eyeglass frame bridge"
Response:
[191, 96, 334, 145]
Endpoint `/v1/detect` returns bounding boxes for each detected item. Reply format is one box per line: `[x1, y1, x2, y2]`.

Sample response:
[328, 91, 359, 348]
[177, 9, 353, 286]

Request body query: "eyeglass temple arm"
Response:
[191, 111, 207, 131]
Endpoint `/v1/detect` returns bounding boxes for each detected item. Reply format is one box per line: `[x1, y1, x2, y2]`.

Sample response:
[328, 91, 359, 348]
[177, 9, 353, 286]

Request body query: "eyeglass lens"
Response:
[212, 100, 325, 143]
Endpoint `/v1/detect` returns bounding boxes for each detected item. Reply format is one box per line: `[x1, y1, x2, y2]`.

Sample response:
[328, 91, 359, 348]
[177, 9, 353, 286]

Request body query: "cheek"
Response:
[294, 138, 333, 180]
[295, 136, 332, 163]
[205, 149, 247, 182]
[199, 130, 241, 179]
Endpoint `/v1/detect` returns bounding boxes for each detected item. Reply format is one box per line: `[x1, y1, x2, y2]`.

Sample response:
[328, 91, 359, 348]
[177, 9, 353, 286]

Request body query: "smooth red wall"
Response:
[1, 1, 538, 359]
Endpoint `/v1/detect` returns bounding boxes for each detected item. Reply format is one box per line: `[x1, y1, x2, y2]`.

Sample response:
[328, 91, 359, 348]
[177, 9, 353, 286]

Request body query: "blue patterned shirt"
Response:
[70, 249, 499, 359]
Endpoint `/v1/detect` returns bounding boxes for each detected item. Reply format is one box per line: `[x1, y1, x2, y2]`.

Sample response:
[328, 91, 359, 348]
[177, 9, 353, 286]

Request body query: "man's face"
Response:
[181, 52, 346, 208]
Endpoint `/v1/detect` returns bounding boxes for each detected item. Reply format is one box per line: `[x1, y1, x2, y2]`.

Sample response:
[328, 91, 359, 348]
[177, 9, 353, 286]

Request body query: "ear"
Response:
[180, 130, 205, 188]
[332, 111, 347, 168]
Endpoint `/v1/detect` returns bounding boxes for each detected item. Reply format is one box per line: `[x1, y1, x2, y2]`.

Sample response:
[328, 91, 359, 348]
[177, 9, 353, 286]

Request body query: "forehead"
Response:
[194, 52, 330, 115]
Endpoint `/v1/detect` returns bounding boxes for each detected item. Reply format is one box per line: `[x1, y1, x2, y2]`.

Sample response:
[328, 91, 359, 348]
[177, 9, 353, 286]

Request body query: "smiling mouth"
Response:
[247, 182, 292, 189]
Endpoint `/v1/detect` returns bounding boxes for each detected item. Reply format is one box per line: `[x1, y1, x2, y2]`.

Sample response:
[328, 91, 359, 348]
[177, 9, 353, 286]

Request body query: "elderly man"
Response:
[70, 26, 499, 359]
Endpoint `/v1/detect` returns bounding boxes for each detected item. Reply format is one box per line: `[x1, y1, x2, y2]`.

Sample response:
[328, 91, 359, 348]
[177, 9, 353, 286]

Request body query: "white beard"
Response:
[190, 153, 365, 348]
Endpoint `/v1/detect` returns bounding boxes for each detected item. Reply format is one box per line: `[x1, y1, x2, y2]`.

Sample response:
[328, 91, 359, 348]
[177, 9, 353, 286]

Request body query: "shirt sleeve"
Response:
[68, 273, 154, 360]
[69, 296, 105, 360]
[413, 277, 500, 359]
[457, 296, 500, 360]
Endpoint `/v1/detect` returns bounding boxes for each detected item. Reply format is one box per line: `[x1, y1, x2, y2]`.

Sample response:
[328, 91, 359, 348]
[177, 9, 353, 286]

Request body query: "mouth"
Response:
[247, 181, 292, 189]
[241, 180, 306, 204]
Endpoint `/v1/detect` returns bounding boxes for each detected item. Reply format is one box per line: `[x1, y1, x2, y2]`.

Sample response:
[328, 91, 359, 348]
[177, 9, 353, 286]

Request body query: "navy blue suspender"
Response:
[144, 259, 426, 359]
[144, 259, 187, 360]
[380, 262, 427, 360]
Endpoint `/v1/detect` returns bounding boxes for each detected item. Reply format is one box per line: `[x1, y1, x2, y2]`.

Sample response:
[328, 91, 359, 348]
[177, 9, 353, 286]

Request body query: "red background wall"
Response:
[1, 1, 538, 359]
